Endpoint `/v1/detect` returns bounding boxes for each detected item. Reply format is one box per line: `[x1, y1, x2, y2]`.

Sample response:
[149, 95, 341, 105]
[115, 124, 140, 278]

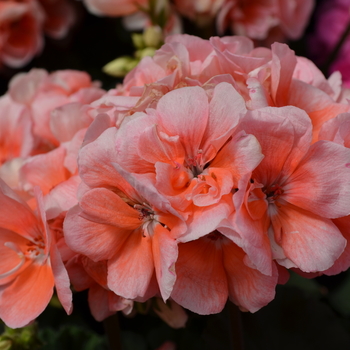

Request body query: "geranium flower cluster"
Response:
[1, 34, 350, 329]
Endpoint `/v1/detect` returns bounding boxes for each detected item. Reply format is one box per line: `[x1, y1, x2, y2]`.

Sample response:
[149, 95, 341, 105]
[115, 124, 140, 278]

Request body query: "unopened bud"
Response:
[143, 26, 163, 48]
[132, 33, 145, 50]
[103, 56, 138, 77]
[0, 340, 11, 350]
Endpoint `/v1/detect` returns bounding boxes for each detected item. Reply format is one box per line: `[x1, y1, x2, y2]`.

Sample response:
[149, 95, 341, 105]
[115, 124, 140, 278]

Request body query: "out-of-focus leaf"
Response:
[242, 286, 350, 350]
[286, 271, 323, 297]
[39, 325, 107, 350]
[121, 331, 147, 350]
[329, 271, 350, 316]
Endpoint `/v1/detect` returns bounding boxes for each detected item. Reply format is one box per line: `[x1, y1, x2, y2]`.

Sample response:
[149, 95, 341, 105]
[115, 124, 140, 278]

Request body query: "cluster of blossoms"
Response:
[83, 0, 314, 41]
[0, 0, 75, 68]
[1, 33, 350, 328]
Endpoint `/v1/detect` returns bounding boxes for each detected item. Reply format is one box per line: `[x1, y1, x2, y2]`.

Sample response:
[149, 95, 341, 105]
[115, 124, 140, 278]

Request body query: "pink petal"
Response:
[156, 86, 209, 158]
[0, 263, 54, 328]
[223, 242, 277, 312]
[63, 205, 130, 261]
[271, 42, 297, 106]
[285, 141, 350, 218]
[272, 204, 346, 272]
[79, 188, 140, 229]
[171, 237, 228, 315]
[152, 224, 178, 301]
[107, 230, 154, 300]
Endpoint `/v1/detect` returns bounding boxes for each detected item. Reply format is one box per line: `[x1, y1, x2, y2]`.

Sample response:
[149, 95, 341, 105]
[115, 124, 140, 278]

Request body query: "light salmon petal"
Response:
[63, 205, 130, 261]
[0, 184, 40, 240]
[223, 242, 277, 312]
[115, 113, 156, 174]
[50, 238, 72, 315]
[171, 237, 228, 315]
[222, 202, 273, 276]
[272, 204, 346, 272]
[20, 146, 68, 195]
[0, 263, 54, 328]
[271, 42, 297, 106]
[88, 284, 113, 322]
[65, 256, 94, 291]
[138, 124, 185, 166]
[79, 127, 135, 190]
[44, 175, 81, 220]
[323, 215, 350, 275]
[107, 230, 154, 300]
[156, 86, 209, 158]
[180, 199, 233, 243]
[152, 224, 178, 301]
[50, 102, 92, 143]
[79, 188, 140, 229]
[113, 163, 181, 219]
[211, 131, 264, 180]
[285, 141, 350, 218]
[201, 82, 246, 160]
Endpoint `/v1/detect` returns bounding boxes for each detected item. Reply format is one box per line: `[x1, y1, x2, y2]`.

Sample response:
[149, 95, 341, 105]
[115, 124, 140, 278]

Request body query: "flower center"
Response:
[263, 184, 284, 203]
[186, 149, 204, 177]
[25, 237, 45, 259]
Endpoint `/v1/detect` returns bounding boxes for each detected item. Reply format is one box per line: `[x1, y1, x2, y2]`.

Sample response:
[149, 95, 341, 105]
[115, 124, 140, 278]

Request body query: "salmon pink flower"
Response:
[0, 179, 72, 328]
[235, 106, 350, 273]
[64, 126, 185, 302]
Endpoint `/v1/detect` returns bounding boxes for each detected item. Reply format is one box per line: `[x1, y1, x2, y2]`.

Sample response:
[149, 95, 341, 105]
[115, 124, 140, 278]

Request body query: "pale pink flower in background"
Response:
[174, 0, 225, 27]
[38, 0, 76, 39]
[0, 179, 71, 328]
[217, 0, 314, 42]
[0, 0, 44, 68]
[153, 298, 188, 328]
[7, 68, 104, 150]
[82, 0, 148, 17]
[0, 0, 75, 68]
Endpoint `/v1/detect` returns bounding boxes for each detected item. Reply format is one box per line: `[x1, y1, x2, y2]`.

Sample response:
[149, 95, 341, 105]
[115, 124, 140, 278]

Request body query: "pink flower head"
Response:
[0, 179, 72, 328]
[217, 0, 314, 41]
[6, 68, 104, 149]
[64, 126, 185, 302]
[235, 106, 350, 273]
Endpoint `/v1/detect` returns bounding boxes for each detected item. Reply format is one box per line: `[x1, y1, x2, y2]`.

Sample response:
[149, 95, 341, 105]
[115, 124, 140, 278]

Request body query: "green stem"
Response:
[322, 20, 350, 75]
[103, 313, 122, 350]
[228, 302, 244, 350]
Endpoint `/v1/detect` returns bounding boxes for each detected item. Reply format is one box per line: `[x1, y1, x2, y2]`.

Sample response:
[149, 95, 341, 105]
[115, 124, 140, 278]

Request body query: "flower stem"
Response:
[104, 313, 122, 350]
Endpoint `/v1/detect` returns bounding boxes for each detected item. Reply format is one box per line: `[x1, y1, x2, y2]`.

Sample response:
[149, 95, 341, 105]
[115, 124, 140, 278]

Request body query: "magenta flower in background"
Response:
[309, 0, 350, 86]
